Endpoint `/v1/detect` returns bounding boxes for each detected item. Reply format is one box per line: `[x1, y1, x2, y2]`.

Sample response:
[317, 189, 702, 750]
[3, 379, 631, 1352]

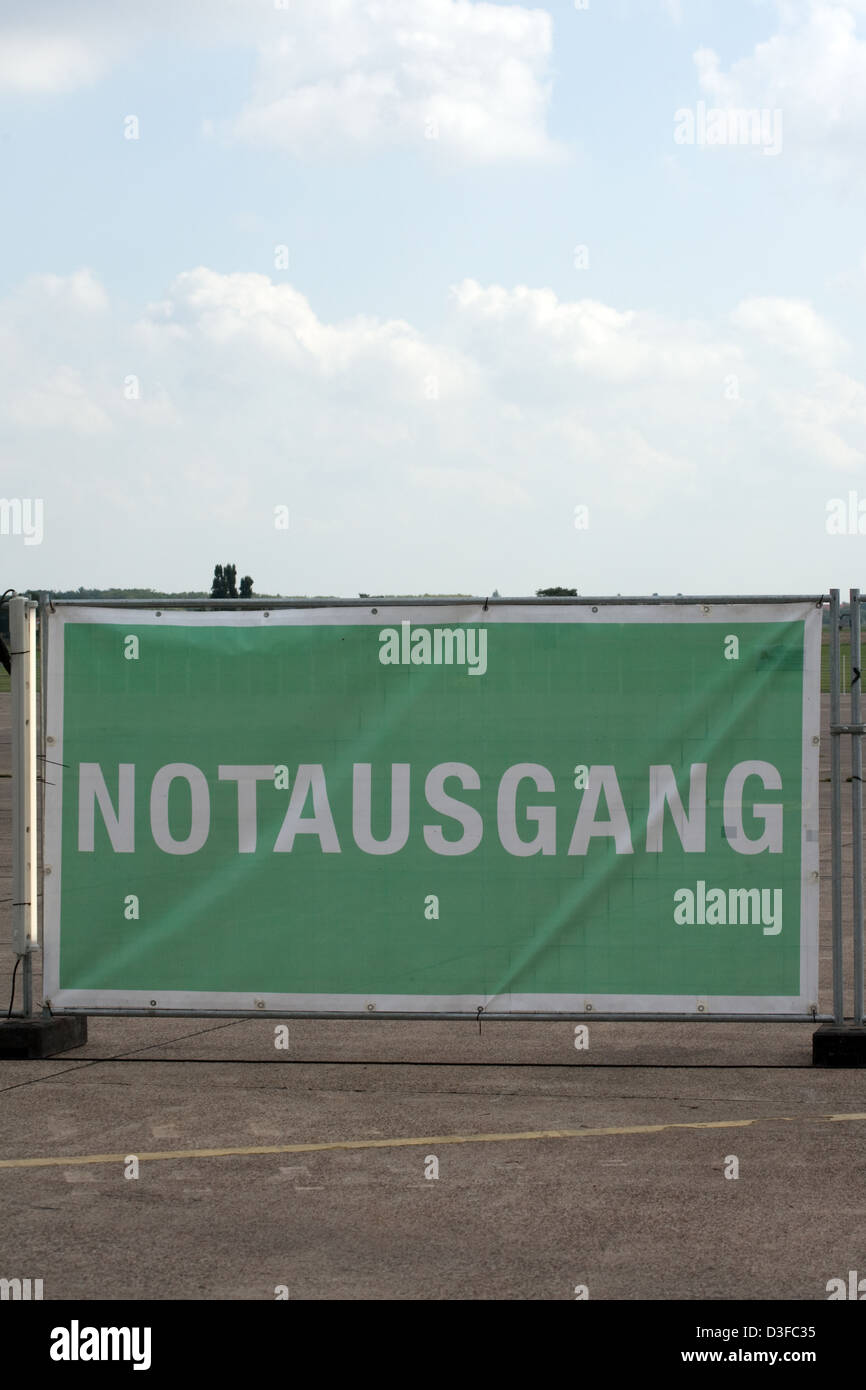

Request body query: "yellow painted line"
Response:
[0, 1110, 864, 1171]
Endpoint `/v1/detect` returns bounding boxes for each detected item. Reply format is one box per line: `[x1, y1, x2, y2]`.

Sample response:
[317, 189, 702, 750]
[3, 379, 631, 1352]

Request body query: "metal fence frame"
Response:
[828, 588, 865, 1024]
[7, 589, 863, 1025]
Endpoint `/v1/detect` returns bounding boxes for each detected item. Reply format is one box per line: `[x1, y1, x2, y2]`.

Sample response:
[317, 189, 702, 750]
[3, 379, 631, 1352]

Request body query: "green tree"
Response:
[239, 575, 254, 598]
[212, 563, 240, 598]
[536, 586, 578, 597]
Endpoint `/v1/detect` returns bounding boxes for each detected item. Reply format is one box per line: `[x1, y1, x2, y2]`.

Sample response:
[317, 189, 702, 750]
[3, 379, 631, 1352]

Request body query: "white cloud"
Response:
[0, 31, 111, 92]
[0, 266, 861, 593]
[769, 371, 866, 470]
[693, 2, 866, 174]
[147, 267, 481, 395]
[451, 279, 736, 381]
[0, 0, 563, 164]
[731, 296, 846, 366]
[229, 0, 564, 162]
[7, 365, 112, 435]
[31, 269, 110, 313]
[0, 0, 259, 94]
[3, 269, 109, 318]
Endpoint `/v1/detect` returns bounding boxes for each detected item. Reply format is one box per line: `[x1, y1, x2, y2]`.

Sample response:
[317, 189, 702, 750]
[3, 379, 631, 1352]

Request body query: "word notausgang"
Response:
[77, 759, 786, 858]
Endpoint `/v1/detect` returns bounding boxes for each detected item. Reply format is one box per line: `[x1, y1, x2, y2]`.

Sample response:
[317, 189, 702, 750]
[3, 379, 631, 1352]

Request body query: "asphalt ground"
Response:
[1, 691, 865, 1304]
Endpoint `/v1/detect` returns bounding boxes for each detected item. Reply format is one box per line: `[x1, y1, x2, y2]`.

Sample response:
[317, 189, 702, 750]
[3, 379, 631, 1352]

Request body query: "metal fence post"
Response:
[851, 589, 864, 1024]
[830, 589, 844, 1024]
[38, 593, 50, 1016]
[1, 596, 87, 1056]
[10, 596, 37, 1016]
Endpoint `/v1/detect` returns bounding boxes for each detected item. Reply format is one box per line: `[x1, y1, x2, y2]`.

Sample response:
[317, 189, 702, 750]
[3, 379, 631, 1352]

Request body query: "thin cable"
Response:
[6, 957, 20, 1018]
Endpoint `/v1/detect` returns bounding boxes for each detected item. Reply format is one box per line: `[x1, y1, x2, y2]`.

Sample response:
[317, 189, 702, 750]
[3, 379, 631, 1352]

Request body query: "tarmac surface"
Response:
[1, 690, 865, 1302]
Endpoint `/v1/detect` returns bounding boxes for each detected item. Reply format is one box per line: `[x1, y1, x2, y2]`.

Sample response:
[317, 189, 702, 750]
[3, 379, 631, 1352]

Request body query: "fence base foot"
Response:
[0, 1015, 87, 1058]
[812, 1022, 866, 1067]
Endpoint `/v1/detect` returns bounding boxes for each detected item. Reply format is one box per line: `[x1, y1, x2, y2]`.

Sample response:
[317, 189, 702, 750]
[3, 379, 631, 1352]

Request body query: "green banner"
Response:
[43, 602, 820, 1016]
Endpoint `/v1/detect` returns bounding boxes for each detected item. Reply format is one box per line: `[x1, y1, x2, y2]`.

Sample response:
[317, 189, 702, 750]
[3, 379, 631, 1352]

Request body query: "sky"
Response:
[2, 0, 866, 598]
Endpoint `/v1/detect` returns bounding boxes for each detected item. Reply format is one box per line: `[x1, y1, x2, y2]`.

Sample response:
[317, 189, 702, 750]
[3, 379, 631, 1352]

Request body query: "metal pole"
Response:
[10, 596, 37, 1016]
[46, 594, 825, 609]
[830, 590, 844, 1024]
[851, 589, 864, 1024]
[38, 593, 50, 1016]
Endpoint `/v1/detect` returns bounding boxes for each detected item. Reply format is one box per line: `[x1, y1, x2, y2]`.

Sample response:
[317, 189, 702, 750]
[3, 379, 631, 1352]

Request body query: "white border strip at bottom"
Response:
[47, 989, 813, 1016]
